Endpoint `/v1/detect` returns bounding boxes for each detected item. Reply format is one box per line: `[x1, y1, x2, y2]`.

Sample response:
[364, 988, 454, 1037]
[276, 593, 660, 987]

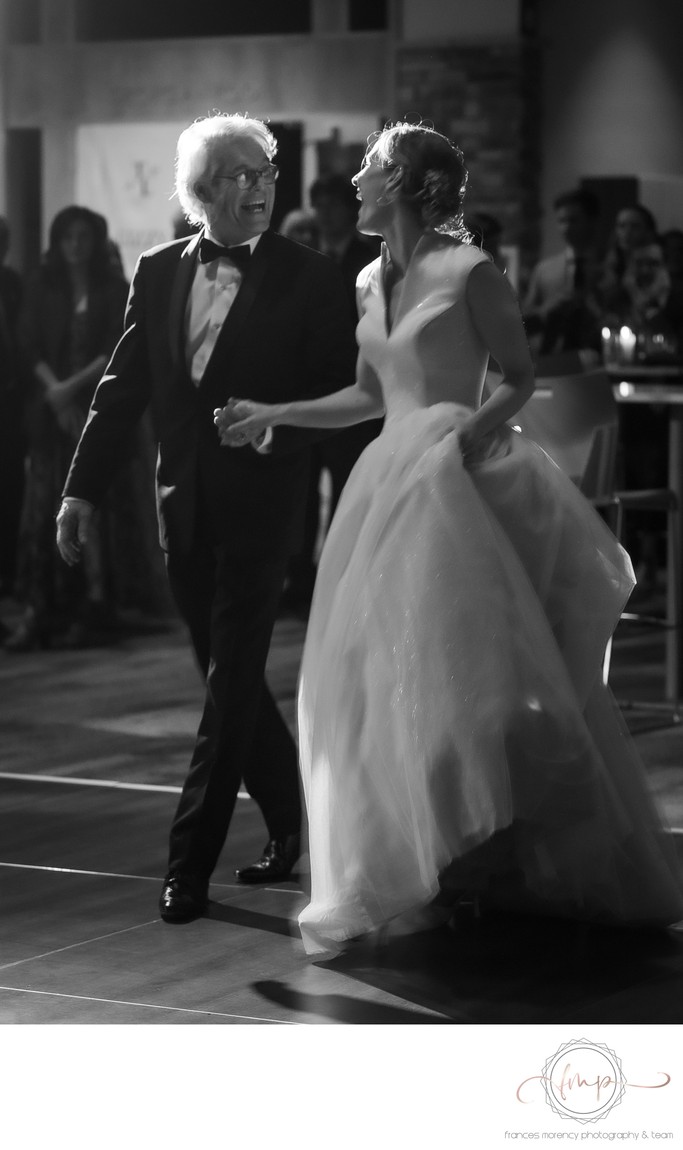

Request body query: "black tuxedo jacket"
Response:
[63, 229, 357, 558]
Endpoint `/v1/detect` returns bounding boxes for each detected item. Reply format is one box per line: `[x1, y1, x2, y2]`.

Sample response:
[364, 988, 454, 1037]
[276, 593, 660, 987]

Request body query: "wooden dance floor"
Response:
[1, 602, 683, 1027]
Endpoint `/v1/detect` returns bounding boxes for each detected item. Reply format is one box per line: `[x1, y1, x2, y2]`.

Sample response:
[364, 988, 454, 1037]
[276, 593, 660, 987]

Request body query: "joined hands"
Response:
[214, 397, 275, 448]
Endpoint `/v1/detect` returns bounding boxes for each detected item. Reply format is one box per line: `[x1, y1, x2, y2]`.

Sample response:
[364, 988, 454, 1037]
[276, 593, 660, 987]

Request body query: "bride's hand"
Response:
[458, 421, 511, 469]
[457, 420, 482, 469]
[213, 398, 276, 448]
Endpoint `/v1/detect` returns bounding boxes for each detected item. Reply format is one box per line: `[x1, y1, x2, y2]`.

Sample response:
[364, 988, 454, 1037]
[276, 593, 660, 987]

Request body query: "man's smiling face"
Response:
[204, 134, 276, 245]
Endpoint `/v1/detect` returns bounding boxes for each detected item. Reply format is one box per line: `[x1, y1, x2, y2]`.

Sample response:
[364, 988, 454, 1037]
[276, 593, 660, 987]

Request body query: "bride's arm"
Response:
[215, 353, 384, 446]
[459, 261, 535, 455]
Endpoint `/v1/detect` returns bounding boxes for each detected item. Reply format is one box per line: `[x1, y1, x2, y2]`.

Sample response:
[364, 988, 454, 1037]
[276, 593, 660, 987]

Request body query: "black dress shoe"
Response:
[159, 874, 208, 923]
[236, 835, 300, 884]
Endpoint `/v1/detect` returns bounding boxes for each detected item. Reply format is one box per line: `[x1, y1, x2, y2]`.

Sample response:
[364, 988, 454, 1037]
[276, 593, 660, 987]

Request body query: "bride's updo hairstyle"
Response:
[367, 121, 471, 240]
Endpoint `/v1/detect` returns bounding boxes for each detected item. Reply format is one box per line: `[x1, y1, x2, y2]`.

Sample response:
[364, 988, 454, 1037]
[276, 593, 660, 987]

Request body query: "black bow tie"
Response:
[199, 238, 252, 270]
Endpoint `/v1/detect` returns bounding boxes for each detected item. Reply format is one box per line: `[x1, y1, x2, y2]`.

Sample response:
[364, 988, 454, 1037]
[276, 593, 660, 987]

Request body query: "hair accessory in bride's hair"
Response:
[419, 168, 470, 241]
[420, 169, 453, 219]
[422, 169, 452, 201]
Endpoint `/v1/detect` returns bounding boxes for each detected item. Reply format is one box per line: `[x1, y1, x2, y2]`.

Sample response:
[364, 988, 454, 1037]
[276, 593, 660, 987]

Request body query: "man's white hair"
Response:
[174, 113, 277, 228]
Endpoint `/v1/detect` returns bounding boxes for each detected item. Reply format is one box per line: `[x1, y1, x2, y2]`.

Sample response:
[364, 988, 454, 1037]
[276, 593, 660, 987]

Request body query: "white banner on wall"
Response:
[76, 123, 187, 278]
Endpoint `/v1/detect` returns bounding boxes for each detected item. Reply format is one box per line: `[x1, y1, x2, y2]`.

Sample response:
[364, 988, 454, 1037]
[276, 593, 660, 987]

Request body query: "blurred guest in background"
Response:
[279, 207, 319, 249]
[601, 236, 683, 590]
[282, 174, 382, 613]
[598, 203, 658, 301]
[602, 237, 683, 354]
[6, 205, 165, 651]
[466, 210, 507, 274]
[661, 229, 683, 305]
[0, 216, 25, 610]
[523, 188, 603, 358]
[309, 174, 379, 306]
[7, 206, 127, 649]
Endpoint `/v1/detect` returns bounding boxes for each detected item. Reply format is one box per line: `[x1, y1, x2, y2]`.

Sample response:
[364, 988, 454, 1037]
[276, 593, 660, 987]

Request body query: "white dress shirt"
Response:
[186, 232, 272, 452]
[186, 233, 260, 385]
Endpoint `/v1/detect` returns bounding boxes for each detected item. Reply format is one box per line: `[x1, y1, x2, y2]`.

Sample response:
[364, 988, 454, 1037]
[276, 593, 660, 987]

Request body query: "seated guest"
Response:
[523, 188, 603, 358]
[598, 203, 658, 302]
[602, 237, 683, 357]
[661, 229, 683, 307]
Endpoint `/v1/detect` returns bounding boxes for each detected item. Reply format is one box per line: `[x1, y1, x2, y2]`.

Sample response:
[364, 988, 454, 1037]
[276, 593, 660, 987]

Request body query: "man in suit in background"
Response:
[522, 187, 603, 358]
[56, 113, 357, 923]
[281, 174, 382, 612]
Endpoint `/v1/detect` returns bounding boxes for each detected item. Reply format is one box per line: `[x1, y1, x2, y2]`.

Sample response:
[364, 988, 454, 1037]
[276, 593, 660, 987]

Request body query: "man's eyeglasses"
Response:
[214, 164, 279, 191]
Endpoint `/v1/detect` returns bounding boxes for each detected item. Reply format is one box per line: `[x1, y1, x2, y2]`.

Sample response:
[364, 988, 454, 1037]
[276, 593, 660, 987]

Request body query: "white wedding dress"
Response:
[296, 232, 683, 957]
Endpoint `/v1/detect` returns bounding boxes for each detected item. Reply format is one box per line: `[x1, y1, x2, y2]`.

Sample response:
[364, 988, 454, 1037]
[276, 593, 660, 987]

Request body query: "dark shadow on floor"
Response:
[206, 900, 298, 939]
[316, 910, 683, 1024]
[252, 978, 451, 1024]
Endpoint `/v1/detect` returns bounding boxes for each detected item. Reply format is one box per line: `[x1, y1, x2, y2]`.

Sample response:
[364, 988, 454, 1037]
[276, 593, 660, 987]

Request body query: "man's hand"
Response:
[56, 499, 93, 566]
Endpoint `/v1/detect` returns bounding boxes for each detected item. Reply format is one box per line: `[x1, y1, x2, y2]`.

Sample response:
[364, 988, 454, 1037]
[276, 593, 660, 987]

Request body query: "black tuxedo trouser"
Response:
[165, 540, 301, 883]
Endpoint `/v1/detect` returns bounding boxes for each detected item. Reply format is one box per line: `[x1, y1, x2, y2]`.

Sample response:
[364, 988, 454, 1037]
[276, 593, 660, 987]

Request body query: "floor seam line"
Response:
[0, 771, 251, 798]
[0, 860, 306, 891]
[0, 919, 166, 973]
[0, 985, 293, 1023]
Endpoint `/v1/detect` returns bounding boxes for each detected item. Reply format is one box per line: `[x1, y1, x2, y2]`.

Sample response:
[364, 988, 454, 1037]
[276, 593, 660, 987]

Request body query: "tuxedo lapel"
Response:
[168, 233, 201, 372]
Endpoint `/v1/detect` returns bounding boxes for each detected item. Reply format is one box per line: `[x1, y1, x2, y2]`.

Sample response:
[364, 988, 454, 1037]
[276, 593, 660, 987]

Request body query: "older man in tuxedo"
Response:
[56, 113, 357, 923]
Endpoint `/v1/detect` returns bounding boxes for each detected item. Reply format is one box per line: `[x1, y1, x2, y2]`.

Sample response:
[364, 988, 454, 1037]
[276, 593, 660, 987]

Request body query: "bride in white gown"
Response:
[216, 122, 683, 957]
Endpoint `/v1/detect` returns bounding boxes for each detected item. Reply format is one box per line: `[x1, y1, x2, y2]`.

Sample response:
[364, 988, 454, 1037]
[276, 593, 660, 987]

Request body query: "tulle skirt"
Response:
[297, 403, 683, 956]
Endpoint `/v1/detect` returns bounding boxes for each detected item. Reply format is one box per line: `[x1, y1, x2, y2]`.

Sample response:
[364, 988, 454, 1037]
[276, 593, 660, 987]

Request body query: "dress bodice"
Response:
[356, 233, 492, 420]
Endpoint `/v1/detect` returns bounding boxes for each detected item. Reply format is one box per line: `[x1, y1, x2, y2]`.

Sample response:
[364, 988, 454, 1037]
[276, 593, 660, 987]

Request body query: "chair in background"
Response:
[512, 369, 681, 708]
[513, 368, 619, 499]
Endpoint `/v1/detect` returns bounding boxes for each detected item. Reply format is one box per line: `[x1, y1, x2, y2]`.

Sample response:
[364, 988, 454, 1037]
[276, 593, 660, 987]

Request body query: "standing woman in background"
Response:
[6, 206, 129, 650]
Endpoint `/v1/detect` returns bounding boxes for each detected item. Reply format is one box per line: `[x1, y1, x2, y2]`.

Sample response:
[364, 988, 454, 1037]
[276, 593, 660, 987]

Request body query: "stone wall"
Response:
[395, 40, 542, 281]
